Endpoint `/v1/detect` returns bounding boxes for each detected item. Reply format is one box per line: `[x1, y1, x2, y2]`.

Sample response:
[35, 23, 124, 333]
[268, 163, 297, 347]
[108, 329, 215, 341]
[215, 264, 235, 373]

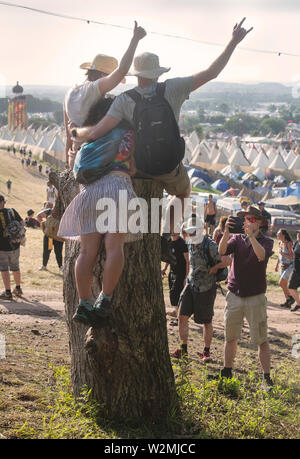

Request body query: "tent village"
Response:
[1, 122, 300, 231]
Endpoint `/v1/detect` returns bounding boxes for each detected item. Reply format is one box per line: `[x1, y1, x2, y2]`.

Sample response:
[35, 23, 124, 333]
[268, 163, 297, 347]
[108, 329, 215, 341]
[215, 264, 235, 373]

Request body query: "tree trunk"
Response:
[50, 170, 179, 423]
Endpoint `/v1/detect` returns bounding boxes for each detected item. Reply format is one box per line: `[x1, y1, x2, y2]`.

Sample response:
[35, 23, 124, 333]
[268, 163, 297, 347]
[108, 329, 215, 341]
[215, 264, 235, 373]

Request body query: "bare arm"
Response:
[219, 223, 231, 256]
[191, 18, 253, 91]
[184, 252, 190, 279]
[73, 114, 120, 143]
[98, 21, 146, 95]
[64, 110, 72, 166]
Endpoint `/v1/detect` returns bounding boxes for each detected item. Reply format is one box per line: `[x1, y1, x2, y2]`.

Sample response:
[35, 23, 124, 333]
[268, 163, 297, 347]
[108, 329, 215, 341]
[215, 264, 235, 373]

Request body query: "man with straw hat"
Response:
[64, 21, 146, 168]
[73, 18, 253, 233]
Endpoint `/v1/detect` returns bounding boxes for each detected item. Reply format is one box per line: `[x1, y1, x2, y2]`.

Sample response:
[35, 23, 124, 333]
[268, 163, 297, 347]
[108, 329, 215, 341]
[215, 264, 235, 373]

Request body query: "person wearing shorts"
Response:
[288, 230, 300, 312]
[171, 219, 227, 363]
[161, 233, 189, 323]
[218, 205, 274, 386]
[0, 195, 24, 300]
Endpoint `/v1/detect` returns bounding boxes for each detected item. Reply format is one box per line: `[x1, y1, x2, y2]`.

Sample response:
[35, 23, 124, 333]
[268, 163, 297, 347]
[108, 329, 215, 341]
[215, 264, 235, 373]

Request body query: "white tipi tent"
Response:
[22, 132, 36, 146]
[251, 151, 270, 169]
[285, 151, 296, 168]
[213, 150, 229, 165]
[252, 167, 266, 181]
[191, 144, 210, 164]
[269, 153, 287, 170]
[37, 135, 52, 150]
[289, 155, 300, 170]
[48, 134, 65, 154]
[229, 148, 250, 167]
[189, 131, 199, 150]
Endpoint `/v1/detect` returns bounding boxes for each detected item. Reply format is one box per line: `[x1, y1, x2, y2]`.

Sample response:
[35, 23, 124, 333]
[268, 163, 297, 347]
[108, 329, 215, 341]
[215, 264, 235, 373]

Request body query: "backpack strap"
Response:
[7, 208, 15, 223]
[156, 82, 166, 98]
[203, 237, 214, 267]
[126, 89, 142, 104]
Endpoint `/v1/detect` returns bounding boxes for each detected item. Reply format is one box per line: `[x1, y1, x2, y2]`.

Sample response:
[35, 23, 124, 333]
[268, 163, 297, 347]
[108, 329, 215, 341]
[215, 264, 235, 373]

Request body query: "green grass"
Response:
[192, 186, 223, 195]
[13, 362, 300, 439]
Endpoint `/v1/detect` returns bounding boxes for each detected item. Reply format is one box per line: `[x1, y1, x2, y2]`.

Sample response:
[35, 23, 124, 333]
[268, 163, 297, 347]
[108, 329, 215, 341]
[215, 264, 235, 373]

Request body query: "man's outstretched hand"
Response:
[133, 20, 147, 41]
[232, 17, 253, 44]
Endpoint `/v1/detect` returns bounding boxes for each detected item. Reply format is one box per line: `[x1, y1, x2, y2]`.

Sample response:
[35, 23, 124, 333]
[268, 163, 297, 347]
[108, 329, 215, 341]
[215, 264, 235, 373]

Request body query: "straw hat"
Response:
[80, 54, 126, 84]
[80, 54, 119, 73]
[127, 52, 170, 79]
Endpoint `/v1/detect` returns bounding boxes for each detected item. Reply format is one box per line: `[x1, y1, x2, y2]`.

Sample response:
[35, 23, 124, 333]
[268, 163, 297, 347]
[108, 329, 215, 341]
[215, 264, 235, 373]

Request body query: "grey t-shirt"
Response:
[107, 77, 194, 125]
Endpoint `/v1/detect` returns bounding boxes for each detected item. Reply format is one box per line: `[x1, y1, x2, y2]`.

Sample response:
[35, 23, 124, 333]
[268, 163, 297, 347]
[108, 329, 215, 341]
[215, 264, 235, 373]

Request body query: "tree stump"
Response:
[50, 170, 179, 423]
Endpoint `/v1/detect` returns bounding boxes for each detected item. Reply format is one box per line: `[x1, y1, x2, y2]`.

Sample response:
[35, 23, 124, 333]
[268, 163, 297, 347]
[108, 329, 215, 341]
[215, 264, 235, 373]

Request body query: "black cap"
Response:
[27, 209, 34, 216]
[0, 195, 5, 202]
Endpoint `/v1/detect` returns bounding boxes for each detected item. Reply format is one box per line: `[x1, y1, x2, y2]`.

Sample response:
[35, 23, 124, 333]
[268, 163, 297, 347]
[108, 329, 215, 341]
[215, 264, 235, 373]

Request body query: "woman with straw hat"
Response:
[64, 21, 146, 169]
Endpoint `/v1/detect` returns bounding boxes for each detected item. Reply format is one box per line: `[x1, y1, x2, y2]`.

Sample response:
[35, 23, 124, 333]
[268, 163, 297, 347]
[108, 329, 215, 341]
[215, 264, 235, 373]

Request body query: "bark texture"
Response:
[50, 170, 178, 423]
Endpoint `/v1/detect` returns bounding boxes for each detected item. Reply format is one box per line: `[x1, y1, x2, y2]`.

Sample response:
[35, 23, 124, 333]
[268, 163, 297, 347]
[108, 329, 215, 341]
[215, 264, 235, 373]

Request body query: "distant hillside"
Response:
[0, 81, 294, 112]
[0, 94, 62, 114]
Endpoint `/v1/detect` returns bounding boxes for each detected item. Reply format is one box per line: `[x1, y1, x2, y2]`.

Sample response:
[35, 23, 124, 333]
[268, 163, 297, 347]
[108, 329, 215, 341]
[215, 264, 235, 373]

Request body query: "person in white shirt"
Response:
[64, 21, 146, 168]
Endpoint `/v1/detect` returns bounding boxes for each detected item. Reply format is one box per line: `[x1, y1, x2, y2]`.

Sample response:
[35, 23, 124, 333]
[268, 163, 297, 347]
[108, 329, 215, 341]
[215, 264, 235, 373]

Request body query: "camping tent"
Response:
[229, 148, 250, 167]
[188, 168, 212, 183]
[251, 151, 270, 169]
[211, 179, 230, 192]
[252, 167, 266, 181]
[191, 144, 210, 164]
[212, 150, 229, 165]
[221, 165, 238, 179]
[289, 155, 300, 170]
[190, 177, 208, 189]
[269, 153, 287, 170]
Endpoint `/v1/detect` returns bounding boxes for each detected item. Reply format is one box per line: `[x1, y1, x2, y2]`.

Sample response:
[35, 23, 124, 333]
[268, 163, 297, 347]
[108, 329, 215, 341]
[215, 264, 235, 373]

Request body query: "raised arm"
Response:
[191, 18, 253, 91]
[98, 21, 146, 95]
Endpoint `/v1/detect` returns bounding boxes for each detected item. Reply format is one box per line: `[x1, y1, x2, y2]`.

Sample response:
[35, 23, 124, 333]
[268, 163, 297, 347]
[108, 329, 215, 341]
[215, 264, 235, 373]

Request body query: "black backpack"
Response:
[126, 83, 185, 176]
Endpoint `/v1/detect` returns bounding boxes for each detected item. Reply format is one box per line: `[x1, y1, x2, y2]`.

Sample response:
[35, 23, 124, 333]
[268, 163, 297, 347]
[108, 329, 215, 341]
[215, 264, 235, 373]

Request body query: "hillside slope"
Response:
[0, 149, 63, 291]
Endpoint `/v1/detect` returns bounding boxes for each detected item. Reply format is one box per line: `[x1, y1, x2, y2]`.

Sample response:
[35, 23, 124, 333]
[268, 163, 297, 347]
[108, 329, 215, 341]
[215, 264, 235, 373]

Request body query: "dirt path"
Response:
[0, 290, 65, 326]
[1, 287, 299, 336]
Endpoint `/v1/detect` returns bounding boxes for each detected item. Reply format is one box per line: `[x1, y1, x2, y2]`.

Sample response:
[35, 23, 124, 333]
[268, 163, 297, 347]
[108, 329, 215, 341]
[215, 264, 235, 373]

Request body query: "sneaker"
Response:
[13, 287, 23, 297]
[161, 235, 176, 265]
[72, 300, 96, 326]
[280, 299, 290, 308]
[199, 351, 212, 363]
[261, 374, 274, 391]
[0, 291, 13, 300]
[93, 294, 113, 319]
[170, 348, 187, 359]
[39, 265, 47, 271]
[59, 266, 63, 273]
[290, 304, 300, 312]
[169, 319, 178, 327]
[208, 368, 233, 380]
[287, 296, 295, 307]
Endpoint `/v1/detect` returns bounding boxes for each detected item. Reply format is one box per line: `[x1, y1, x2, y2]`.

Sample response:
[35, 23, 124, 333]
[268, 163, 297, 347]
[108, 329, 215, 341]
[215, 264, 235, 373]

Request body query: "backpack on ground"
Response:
[203, 237, 228, 283]
[126, 82, 185, 176]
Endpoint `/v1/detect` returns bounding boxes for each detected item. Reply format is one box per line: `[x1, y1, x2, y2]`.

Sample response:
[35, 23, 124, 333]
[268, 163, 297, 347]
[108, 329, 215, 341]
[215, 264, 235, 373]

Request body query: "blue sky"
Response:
[0, 0, 299, 89]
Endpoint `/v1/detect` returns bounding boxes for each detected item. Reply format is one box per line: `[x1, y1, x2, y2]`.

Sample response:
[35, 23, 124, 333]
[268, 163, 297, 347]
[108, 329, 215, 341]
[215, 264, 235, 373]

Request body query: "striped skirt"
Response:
[58, 173, 142, 243]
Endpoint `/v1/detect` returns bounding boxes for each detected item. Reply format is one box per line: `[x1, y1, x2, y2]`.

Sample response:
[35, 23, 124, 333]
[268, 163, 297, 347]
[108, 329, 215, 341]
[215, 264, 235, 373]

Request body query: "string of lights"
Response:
[0, 1, 299, 58]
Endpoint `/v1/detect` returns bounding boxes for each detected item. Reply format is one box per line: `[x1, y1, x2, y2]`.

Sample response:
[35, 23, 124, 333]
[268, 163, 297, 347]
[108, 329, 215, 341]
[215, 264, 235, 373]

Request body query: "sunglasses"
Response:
[245, 216, 258, 223]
